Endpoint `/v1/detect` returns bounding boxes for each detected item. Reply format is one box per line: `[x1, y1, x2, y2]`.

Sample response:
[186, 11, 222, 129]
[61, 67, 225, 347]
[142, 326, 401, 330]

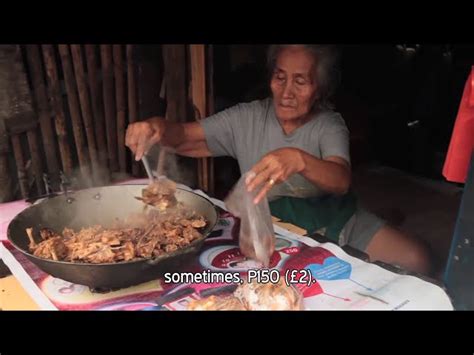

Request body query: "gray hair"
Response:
[266, 44, 341, 111]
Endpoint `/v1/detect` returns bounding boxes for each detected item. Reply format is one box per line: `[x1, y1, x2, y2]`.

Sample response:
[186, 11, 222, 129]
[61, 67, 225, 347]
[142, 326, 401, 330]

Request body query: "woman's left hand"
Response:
[246, 148, 305, 204]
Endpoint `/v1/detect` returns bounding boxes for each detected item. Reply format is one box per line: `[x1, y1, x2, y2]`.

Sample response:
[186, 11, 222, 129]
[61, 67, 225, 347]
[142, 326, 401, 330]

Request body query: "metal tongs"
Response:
[139, 148, 178, 210]
[141, 155, 155, 184]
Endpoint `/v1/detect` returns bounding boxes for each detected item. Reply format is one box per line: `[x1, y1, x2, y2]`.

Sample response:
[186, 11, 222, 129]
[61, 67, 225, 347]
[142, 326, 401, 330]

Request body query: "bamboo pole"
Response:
[0, 154, 13, 201]
[190, 44, 209, 192]
[126, 44, 139, 176]
[84, 44, 109, 176]
[24, 44, 59, 176]
[58, 44, 90, 177]
[113, 44, 127, 173]
[206, 44, 215, 196]
[70, 44, 100, 181]
[41, 45, 73, 177]
[100, 44, 118, 173]
[11, 134, 29, 198]
[26, 129, 44, 194]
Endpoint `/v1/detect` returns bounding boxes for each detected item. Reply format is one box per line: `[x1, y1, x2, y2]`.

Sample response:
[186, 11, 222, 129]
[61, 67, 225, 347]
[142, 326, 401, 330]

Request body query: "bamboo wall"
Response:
[0, 44, 214, 201]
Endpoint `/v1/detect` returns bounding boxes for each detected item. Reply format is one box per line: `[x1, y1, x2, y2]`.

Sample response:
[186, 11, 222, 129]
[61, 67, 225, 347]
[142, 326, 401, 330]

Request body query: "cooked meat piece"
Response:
[191, 218, 207, 229]
[136, 236, 160, 258]
[40, 228, 61, 240]
[33, 237, 68, 261]
[164, 227, 181, 240]
[152, 248, 165, 257]
[182, 226, 202, 242]
[76, 226, 103, 242]
[178, 217, 206, 229]
[84, 244, 116, 264]
[179, 219, 191, 227]
[234, 278, 303, 311]
[26, 227, 37, 249]
[188, 279, 304, 311]
[26, 202, 207, 264]
[62, 228, 75, 239]
[145, 178, 177, 196]
[187, 295, 246, 311]
[100, 232, 122, 246]
[110, 241, 135, 261]
[136, 179, 178, 211]
[164, 244, 178, 253]
[69, 242, 103, 260]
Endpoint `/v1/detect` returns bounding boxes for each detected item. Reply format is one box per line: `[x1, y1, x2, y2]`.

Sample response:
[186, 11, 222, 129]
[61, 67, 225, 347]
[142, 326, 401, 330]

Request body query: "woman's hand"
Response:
[246, 148, 305, 204]
[125, 118, 164, 161]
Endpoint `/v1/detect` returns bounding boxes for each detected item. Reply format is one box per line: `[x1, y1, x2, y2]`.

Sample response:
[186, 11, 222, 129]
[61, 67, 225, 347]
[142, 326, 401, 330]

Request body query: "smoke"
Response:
[32, 140, 198, 232]
[146, 144, 196, 188]
[64, 147, 136, 190]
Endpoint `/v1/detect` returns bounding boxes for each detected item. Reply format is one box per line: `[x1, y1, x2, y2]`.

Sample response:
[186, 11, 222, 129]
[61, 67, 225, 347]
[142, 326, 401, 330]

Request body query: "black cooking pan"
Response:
[7, 185, 218, 289]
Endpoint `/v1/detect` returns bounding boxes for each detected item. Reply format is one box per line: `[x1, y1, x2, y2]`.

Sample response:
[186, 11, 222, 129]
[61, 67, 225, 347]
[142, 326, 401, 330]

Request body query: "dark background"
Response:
[192, 44, 473, 198]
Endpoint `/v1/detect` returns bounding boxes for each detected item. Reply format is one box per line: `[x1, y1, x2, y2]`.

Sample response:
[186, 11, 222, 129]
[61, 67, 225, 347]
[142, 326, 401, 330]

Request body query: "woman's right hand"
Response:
[125, 118, 163, 161]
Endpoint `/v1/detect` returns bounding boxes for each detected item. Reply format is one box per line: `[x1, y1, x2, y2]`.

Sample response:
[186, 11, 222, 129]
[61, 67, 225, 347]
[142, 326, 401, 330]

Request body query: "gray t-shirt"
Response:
[200, 98, 350, 200]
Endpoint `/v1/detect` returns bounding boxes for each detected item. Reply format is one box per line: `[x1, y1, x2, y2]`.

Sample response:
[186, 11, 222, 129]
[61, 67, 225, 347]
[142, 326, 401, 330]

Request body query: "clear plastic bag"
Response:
[224, 172, 275, 267]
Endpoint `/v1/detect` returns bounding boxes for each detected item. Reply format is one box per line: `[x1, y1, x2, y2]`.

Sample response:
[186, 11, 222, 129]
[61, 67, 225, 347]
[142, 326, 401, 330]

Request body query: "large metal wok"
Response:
[7, 185, 218, 289]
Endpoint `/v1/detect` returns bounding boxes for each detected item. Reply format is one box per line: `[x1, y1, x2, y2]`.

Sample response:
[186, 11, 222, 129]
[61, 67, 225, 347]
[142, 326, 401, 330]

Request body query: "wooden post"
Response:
[136, 45, 164, 119]
[126, 44, 139, 176]
[6, 114, 40, 198]
[24, 44, 59, 177]
[113, 44, 127, 173]
[0, 120, 13, 201]
[162, 45, 194, 186]
[84, 44, 109, 175]
[6, 114, 43, 196]
[100, 44, 118, 173]
[26, 129, 44, 194]
[42, 45, 73, 177]
[163, 45, 187, 124]
[0, 45, 33, 200]
[11, 134, 29, 198]
[58, 44, 90, 177]
[70, 44, 100, 181]
[0, 154, 12, 201]
[0, 47, 13, 201]
[189, 44, 209, 193]
[206, 44, 215, 196]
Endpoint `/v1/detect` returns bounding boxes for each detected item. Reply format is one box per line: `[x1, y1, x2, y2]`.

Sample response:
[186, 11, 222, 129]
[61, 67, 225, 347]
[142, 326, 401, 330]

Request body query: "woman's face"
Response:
[270, 47, 319, 122]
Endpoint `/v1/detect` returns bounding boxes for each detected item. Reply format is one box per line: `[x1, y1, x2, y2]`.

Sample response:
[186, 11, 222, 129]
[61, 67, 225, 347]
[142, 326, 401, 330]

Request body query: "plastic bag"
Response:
[224, 171, 275, 267]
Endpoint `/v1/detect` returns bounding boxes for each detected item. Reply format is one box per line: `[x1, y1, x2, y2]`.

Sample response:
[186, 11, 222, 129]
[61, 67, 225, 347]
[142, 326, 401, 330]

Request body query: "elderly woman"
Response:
[125, 44, 432, 275]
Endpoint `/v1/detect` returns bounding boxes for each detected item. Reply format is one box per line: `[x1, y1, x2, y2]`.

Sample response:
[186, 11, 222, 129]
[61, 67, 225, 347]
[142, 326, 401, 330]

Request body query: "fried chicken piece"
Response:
[111, 241, 136, 261]
[182, 226, 202, 243]
[136, 179, 178, 211]
[25, 201, 208, 263]
[62, 228, 75, 239]
[136, 236, 161, 258]
[39, 228, 61, 240]
[33, 237, 68, 261]
[70, 242, 115, 263]
[187, 295, 246, 311]
[164, 244, 178, 253]
[234, 278, 303, 310]
[26, 228, 37, 250]
[191, 218, 207, 229]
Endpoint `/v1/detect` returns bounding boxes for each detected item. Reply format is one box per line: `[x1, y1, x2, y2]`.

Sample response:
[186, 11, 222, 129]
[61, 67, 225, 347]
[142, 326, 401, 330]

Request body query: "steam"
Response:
[146, 144, 196, 188]
[32, 138, 198, 236]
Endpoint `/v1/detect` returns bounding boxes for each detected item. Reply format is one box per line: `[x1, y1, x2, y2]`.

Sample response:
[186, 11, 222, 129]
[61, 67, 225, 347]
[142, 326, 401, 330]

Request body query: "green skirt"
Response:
[269, 190, 357, 242]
